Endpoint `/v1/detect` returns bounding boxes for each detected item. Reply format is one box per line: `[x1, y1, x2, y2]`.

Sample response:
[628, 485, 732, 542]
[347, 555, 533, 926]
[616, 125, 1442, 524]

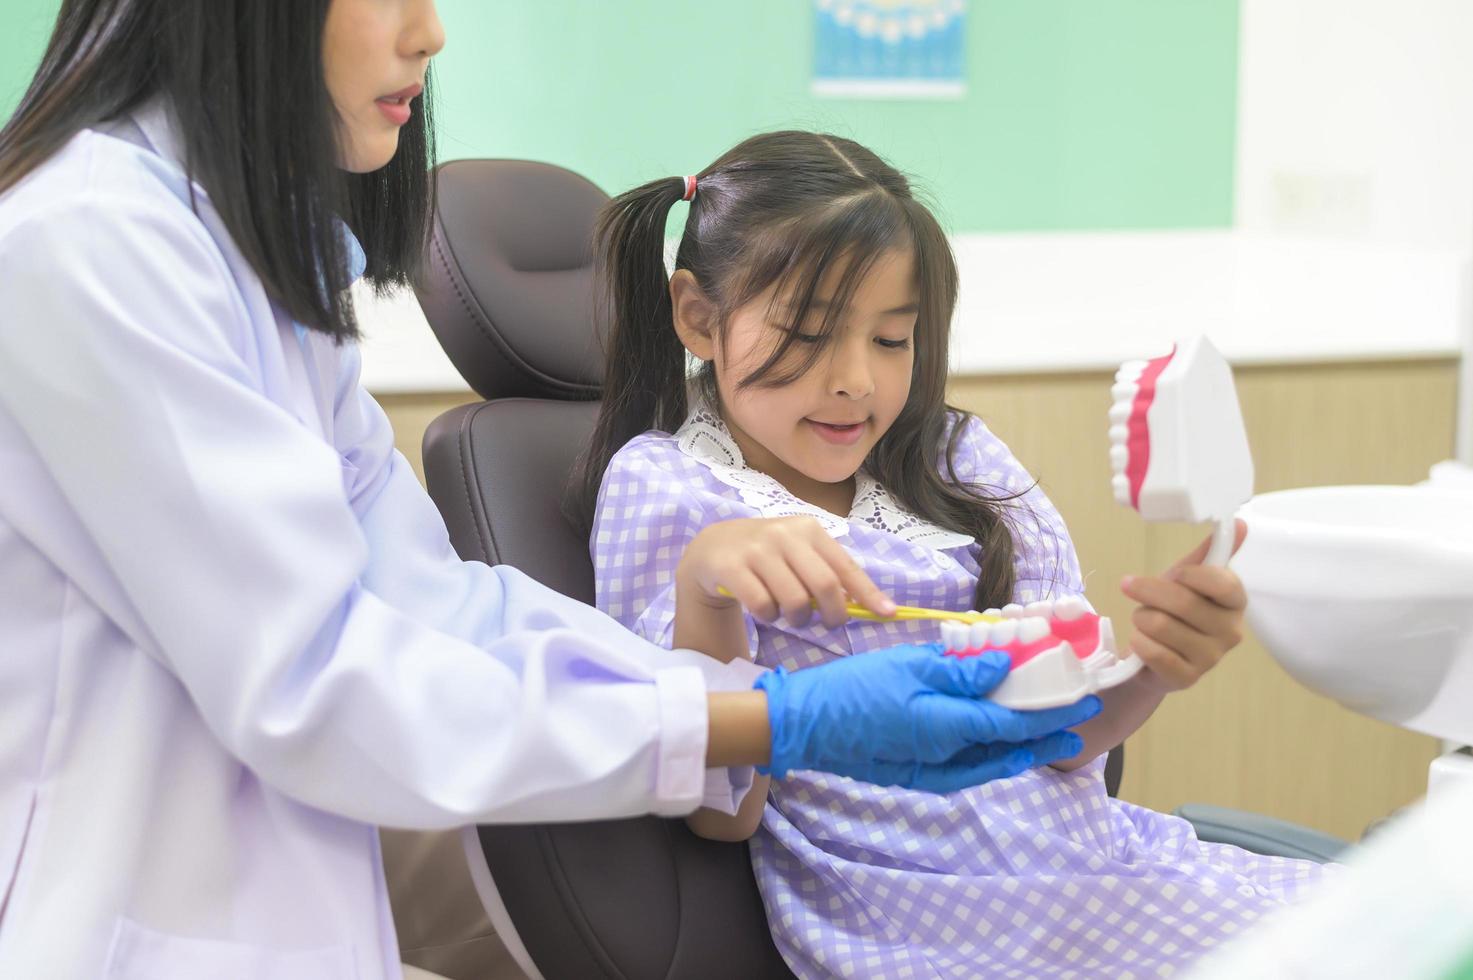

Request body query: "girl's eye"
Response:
[781, 329, 825, 345]
[876, 337, 912, 350]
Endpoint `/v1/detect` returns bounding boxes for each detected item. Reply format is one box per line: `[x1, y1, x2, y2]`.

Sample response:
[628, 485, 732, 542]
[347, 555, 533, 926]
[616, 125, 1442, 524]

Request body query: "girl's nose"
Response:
[828, 342, 875, 399]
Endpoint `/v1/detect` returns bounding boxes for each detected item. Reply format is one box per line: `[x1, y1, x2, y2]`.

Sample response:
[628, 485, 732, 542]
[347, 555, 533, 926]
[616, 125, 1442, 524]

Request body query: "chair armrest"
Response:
[1173, 803, 1350, 863]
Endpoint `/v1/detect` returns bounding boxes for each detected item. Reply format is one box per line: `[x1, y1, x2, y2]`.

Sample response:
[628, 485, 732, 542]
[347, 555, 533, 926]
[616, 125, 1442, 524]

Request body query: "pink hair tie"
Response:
[681, 175, 698, 202]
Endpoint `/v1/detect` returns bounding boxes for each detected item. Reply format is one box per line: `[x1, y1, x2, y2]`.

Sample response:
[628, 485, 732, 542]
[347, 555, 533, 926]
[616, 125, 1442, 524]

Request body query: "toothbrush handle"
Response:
[884, 605, 1003, 625]
[714, 588, 1002, 625]
[1205, 517, 1236, 567]
[842, 603, 896, 623]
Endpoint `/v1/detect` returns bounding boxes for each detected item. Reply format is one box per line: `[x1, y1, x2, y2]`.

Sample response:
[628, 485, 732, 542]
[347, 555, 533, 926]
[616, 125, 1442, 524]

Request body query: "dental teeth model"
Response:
[941, 336, 1251, 707]
[1109, 335, 1254, 566]
[940, 597, 1141, 710]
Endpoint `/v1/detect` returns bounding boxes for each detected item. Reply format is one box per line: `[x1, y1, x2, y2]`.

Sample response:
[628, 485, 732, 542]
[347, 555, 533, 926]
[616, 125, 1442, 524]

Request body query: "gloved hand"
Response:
[755, 644, 1101, 794]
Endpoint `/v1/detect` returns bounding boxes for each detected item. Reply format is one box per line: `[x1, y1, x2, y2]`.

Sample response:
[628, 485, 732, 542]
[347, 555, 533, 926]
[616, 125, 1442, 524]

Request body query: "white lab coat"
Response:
[0, 104, 761, 979]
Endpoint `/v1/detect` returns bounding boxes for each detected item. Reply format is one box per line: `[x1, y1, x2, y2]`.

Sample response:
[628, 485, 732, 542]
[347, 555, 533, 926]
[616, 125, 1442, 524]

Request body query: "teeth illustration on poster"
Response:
[812, 0, 967, 98]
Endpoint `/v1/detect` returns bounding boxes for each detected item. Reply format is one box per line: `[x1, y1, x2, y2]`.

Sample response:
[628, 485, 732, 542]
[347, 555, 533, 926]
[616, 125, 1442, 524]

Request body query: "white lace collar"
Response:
[674, 404, 974, 551]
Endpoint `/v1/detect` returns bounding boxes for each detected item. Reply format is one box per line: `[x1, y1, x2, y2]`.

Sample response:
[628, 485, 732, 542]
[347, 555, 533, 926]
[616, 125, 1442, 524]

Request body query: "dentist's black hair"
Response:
[577, 131, 1057, 610]
[0, 0, 436, 341]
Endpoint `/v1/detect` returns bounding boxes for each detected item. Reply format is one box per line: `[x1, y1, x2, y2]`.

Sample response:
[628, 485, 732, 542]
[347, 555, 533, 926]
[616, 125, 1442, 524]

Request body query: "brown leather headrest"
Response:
[415, 159, 609, 400]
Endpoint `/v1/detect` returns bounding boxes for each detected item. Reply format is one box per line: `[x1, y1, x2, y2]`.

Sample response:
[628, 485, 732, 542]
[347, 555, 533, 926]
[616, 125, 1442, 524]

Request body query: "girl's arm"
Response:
[940, 415, 1245, 772]
[675, 562, 772, 840]
[1050, 524, 1249, 772]
[674, 572, 752, 665]
[671, 517, 894, 841]
[1048, 672, 1165, 772]
[588, 443, 784, 833]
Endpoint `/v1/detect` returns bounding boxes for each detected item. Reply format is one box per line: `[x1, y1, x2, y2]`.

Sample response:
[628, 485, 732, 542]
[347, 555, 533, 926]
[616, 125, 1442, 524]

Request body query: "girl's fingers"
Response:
[1131, 605, 1220, 675]
[719, 567, 778, 623]
[1130, 629, 1199, 690]
[749, 551, 815, 627]
[1172, 564, 1248, 612]
[784, 546, 849, 629]
[811, 532, 895, 617]
[708, 518, 891, 628]
[1123, 574, 1239, 638]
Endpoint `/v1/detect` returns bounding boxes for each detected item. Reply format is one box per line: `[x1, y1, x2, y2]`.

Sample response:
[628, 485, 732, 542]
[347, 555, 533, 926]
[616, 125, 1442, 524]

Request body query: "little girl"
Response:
[579, 131, 1331, 978]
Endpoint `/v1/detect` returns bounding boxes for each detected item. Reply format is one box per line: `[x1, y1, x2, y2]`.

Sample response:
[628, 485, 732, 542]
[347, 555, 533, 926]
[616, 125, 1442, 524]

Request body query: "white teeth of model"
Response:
[1109, 444, 1129, 469]
[1099, 617, 1118, 655]
[1000, 603, 1025, 619]
[968, 622, 990, 649]
[1110, 382, 1137, 403]
[983, 608, 1002, 617]
[1115, 360, 1147, 383]
[1109, 424, 1128, 445]
[988, 619, 1017, 645]
[1054, 595, 1088, 621]
[1018, 617, 1050, 643]
[1025, 600, 1052, 618]
[942, 621, 965, 650]
[1112, 474, 1131, 503]
[1108, 400, 1132, 425]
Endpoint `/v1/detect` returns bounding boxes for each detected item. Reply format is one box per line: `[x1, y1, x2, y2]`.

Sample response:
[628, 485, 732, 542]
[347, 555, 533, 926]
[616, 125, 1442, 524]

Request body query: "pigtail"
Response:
[573, 176, 692, 532]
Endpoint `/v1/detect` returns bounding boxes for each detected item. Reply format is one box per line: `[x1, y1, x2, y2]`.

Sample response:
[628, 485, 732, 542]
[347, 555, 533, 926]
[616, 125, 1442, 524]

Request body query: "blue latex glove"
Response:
[755, 644, 1101, 794]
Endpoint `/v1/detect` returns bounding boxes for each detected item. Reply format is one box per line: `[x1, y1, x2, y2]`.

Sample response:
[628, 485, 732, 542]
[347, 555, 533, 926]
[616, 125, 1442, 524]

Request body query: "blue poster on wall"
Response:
[813, 0, 967, 98]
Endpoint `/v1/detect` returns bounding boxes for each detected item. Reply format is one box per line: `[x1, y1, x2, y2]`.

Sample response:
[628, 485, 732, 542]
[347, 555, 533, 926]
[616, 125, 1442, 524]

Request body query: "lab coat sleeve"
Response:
[326, 347, 761, 816]
[0, 190, 756, 828]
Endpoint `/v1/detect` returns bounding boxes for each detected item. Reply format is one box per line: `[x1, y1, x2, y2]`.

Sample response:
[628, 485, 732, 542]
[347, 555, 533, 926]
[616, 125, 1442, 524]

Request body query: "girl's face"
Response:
[323, 0, 445, 173]
[679, 248, 920, 508]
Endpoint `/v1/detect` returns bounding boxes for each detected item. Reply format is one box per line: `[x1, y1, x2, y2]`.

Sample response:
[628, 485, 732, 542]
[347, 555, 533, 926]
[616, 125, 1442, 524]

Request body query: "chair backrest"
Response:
[415, 159, 793, 979]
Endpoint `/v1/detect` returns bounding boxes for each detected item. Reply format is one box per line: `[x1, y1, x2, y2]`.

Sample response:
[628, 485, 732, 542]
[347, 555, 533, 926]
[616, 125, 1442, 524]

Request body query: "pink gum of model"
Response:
[944, 611, 1105, 669]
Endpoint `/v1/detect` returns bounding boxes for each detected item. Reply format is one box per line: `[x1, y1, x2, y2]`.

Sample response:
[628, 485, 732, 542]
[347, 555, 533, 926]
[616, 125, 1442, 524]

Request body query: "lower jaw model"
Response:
[941, 596, 1142, 710]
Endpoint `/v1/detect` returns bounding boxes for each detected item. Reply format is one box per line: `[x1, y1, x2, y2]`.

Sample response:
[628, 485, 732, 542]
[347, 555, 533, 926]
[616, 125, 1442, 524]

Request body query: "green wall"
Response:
[0, 0, 54, 119]
[2, 1, 1238, 232]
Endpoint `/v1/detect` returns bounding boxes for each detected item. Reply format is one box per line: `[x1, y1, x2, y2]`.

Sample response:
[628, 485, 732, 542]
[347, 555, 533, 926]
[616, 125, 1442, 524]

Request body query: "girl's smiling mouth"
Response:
[807, 418, 867, 445]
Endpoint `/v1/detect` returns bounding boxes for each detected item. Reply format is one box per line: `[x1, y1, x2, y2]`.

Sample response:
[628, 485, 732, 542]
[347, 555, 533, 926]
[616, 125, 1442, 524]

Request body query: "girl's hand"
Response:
[1120, 519, 1248, 694]
[677, 517, 896, 629]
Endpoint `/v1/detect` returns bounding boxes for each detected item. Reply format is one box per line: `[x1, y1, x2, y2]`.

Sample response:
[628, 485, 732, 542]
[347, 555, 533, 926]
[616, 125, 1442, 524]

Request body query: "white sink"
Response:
[1232, 485, 1473, 745]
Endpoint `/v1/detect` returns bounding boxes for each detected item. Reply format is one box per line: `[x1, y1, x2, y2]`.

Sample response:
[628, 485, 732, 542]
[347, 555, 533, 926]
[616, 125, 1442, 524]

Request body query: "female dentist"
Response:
[0, 1, 1099, 977]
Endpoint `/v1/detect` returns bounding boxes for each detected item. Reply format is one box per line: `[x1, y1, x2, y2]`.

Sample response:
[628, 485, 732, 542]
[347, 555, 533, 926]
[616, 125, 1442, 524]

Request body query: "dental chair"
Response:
[411, 159, 1342, 980]
[414, 158, 790, 980]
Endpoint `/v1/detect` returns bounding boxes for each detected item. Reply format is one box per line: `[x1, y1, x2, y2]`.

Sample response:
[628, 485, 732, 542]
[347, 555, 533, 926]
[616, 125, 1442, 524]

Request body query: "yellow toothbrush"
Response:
[716, 588, 1003, 625]
[845, 602, 1004, 625]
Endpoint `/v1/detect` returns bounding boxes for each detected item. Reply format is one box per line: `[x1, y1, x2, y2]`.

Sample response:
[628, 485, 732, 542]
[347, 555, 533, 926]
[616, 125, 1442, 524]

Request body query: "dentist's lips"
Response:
[807, 418, 868, 446]
[375, 83, 423, 126]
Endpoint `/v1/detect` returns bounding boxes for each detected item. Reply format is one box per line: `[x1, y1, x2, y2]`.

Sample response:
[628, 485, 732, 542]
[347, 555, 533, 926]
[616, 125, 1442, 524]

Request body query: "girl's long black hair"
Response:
[0, 0, 435, 341]
[577, 131, 1035, 609]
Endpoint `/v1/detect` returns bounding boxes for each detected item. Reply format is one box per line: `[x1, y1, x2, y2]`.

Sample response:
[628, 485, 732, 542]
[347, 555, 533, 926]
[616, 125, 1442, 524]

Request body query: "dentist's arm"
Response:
[0, 193, 755, 827]
[705, 691, 773, 768]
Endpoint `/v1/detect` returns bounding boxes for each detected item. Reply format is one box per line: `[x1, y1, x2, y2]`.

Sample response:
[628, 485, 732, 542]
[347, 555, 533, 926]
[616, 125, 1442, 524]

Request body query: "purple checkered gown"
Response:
[592, 406, 1330, 979]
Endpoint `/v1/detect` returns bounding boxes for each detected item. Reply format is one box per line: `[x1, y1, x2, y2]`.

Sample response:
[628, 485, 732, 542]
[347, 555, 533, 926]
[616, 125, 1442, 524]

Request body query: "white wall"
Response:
[1236, 0, 1473, 461]
[1235, 0, 1473, 251]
